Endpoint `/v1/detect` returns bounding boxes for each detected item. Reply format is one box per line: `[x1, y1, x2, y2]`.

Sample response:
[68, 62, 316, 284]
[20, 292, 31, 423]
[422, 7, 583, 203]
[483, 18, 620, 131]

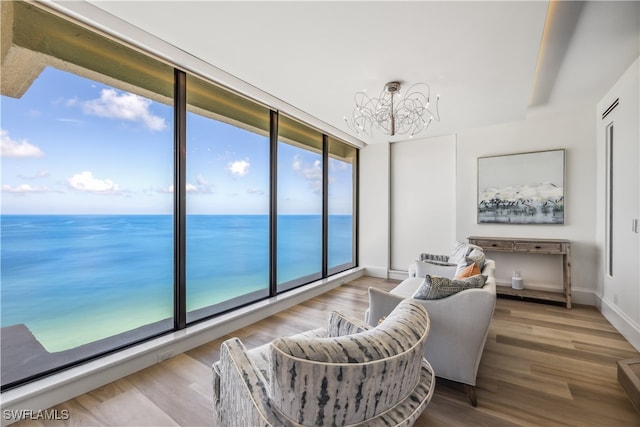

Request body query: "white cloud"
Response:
[2, 183, 50, 193]
[227, 159, 250, 176]
[292, 155, 302, 171]
[293, 157, 322, 193]
[302, 160, 322, 181]
[196, 175, 210, 186]
[67, 171, 119, 193]
[195, 174, 214, 193]
[163, 183, 199, 193]
[82, 88, 167, 131]
[330, 158, 349, 171]
[292, 156, 321, 180]
[1, 129, 44, 158]
[57, 118, 84, 125]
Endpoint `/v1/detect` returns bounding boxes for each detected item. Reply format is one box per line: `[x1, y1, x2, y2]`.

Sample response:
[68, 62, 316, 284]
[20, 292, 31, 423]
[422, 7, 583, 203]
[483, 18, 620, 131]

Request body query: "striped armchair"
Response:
[212, 299, 435, 426]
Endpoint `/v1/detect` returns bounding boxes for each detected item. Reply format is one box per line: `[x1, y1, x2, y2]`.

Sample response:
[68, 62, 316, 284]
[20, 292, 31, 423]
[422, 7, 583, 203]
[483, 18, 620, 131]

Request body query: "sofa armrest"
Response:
[365, 287, 406, 326]
[408, 262, 417, 277]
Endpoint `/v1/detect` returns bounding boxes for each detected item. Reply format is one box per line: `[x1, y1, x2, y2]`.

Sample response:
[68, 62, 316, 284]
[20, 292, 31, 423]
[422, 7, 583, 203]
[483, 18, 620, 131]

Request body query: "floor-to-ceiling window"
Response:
[327, 138, 357, 274]
[185, 75, 271, 322]
[276, 115, 323, 291]
[1, 1, 358, 390]
[0, 27, 175, 388]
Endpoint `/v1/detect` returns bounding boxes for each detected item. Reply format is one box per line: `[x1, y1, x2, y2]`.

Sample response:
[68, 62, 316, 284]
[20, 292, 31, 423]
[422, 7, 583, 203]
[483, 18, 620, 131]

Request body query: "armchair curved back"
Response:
[269, 299, 430, 425]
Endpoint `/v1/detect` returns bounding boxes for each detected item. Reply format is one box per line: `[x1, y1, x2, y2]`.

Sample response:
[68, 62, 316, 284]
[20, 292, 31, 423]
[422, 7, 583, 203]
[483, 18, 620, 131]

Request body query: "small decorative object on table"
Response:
[512, 271, 523, 290]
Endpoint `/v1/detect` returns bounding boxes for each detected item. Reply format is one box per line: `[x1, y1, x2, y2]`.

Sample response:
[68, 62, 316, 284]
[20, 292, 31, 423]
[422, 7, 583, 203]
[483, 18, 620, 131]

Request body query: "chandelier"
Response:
[344, 81, 440, 137]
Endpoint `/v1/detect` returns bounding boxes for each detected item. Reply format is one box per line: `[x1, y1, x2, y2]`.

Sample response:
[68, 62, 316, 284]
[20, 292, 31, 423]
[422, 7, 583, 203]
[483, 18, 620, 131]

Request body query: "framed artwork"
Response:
[477, 149, 565, 224]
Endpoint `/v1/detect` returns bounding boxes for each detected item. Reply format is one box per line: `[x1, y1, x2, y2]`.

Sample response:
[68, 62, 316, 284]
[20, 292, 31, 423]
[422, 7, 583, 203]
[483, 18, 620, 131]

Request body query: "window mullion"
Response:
[322, 135, 329, 277]
[174, 69, 187, 330]
[269, 110, 279, 297]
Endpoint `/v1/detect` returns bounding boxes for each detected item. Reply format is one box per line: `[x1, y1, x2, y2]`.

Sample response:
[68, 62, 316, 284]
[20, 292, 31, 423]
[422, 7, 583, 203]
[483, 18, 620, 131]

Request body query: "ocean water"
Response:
[1, 214, 352, 352]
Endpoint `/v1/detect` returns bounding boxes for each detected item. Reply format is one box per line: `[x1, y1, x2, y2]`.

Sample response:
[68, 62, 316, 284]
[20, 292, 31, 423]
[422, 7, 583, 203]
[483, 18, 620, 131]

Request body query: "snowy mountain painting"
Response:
[477, 150, 565, 224]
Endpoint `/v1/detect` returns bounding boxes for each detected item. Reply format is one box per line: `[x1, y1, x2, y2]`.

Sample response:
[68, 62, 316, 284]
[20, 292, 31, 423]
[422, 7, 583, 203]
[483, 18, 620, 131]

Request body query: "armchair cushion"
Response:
[326, 310, 371, 337]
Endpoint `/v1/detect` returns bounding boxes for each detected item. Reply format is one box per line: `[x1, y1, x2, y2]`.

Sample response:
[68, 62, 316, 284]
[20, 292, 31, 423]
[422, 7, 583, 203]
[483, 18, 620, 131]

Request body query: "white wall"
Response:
[359, 143, 390, 277]
[456, 105, 598, 304]
[390, 135, 457, 271]
[360, 106, 599, 300]
[359, 135, 457, 278]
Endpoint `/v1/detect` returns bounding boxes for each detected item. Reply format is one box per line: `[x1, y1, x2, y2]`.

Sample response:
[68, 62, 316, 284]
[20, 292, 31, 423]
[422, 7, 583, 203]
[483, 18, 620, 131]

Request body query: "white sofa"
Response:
[365, 258, 496, 406]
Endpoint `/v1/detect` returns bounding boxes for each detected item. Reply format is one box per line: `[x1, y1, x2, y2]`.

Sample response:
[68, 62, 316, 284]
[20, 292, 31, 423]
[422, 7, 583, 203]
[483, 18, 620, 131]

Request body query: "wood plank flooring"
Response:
[11, 276, 640, 426]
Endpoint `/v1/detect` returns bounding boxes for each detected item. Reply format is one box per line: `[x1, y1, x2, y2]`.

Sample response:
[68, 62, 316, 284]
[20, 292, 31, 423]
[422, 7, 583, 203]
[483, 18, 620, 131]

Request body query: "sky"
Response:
[1, 66, 353, 215]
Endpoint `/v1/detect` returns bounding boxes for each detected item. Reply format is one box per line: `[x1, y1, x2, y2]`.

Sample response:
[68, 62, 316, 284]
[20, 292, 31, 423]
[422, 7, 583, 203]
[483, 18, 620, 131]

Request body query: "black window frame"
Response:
[0, 1, 359, 390]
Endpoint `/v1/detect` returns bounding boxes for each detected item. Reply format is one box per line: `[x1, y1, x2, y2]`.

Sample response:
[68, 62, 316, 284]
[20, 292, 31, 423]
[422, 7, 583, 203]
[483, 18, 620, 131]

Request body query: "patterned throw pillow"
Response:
[448, 241, 470, 264]
[412, 274, 487, 300]
[419, 253, 450, 263]
[448, 242, 484, 263]
[467, 248, 486, 270]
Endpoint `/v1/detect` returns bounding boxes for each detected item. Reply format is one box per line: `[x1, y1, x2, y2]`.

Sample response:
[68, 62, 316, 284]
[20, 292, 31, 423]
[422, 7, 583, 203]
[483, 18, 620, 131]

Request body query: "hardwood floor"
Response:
[11, 276, 640, 426]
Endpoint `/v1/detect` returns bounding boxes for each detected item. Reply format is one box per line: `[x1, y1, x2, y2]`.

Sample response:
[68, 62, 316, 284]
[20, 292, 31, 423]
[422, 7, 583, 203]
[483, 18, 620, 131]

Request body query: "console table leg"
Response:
[564, 249, 572, 309]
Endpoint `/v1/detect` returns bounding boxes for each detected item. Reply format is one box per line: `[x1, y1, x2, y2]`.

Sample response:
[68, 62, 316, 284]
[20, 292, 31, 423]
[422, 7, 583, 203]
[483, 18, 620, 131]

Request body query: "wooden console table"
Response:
[468, 236, 572, 309]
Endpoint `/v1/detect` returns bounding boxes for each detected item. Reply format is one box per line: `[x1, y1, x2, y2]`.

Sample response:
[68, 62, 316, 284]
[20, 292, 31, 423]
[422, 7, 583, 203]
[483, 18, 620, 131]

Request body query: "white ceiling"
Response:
[76, 1, 639, 145]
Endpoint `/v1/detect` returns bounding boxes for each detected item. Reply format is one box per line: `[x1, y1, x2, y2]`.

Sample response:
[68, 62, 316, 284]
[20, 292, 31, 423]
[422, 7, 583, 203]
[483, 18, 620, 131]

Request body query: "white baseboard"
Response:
[598, 295, 640, 353]
[363, 265, 389, 279]
[0, 268, 365, 426]
[388, 269, 409, 281]
[570, 287, 598, 306]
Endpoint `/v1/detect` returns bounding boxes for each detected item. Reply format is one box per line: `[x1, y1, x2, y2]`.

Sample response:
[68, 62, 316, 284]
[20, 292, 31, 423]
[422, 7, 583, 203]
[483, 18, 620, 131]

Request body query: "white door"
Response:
[600, 59, 640, 324]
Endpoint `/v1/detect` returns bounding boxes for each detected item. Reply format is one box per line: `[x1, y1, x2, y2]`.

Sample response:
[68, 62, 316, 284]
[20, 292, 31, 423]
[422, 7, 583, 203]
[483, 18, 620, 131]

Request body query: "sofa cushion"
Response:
[413, 274, 487, 300]
[416, 259, 458, 278]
